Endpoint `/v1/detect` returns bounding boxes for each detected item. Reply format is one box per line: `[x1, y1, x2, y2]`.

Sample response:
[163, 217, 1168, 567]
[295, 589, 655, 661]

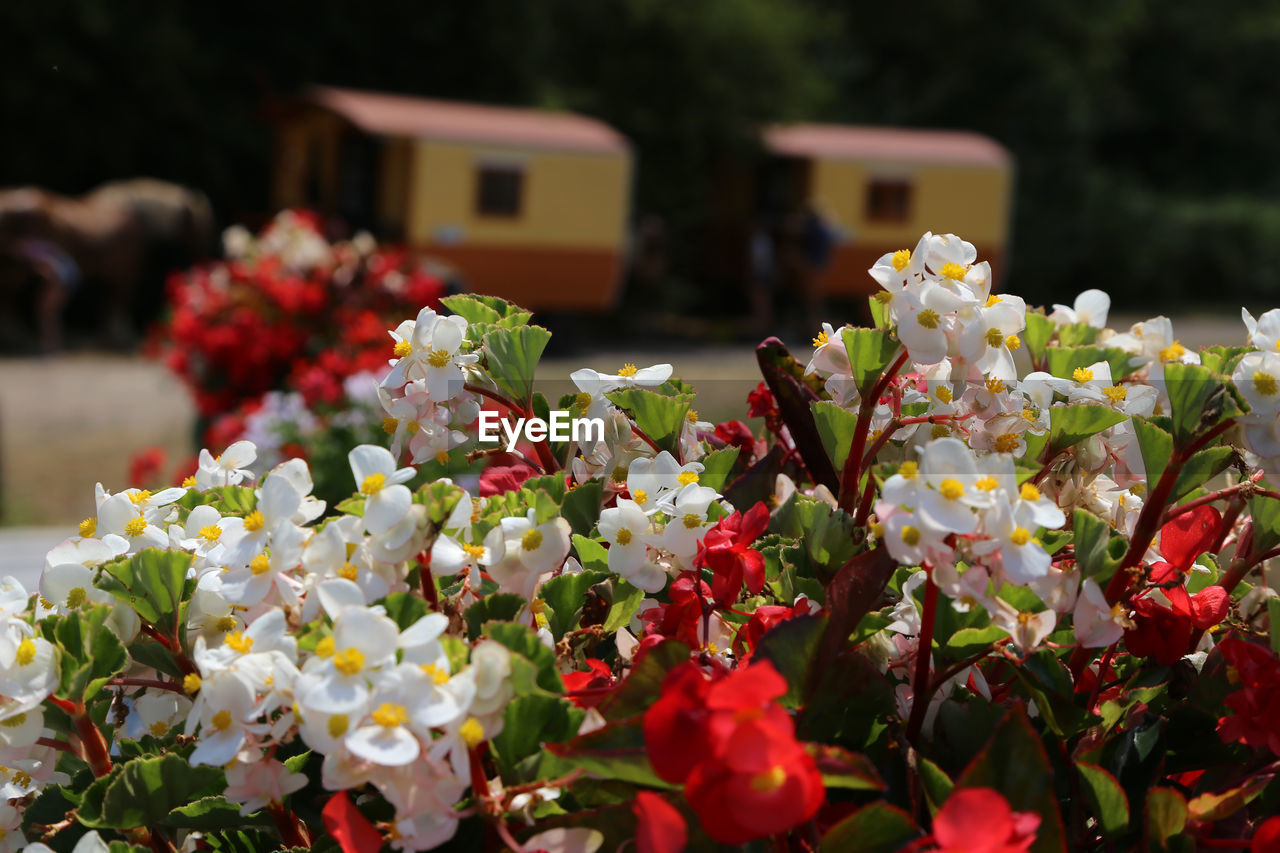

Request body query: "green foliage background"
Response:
[5, 0, 1280, 307]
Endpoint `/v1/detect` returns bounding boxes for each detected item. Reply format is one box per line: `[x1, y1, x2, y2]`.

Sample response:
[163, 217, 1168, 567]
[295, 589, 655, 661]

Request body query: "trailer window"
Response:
[475, 165, 524, 218]
[866, 179, 912, 224]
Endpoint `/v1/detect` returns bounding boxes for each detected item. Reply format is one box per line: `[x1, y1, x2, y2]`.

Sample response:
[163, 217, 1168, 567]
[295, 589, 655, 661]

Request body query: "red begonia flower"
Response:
[322, 791, 383, 853]
[1253, 816, 1280, 852]
[733, 599, 813, 659]
[633, 791, 687, 853]
[1166, 584, 1230, 630]
[1125, 597, 1192, 666]
[1159, 505, 1222, 572]
[479, 463, 538, 496]
[932, 787, 1039, 853]
[694, 501, 771, 606]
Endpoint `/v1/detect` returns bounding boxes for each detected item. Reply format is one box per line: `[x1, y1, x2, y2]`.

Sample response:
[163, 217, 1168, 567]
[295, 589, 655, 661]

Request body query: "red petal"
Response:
[633, 791, 688, 853]
[933, 788, 1014, 852]
[1148, 561, 1181, 584]
[738, 501, 772, 543]
[1159, 506, 1222, 572]
[1254, 816, 1280, 853]
[478, 463, 538, 496]
[1189, 585, 1231, 630]
[322, 791, 384, 853]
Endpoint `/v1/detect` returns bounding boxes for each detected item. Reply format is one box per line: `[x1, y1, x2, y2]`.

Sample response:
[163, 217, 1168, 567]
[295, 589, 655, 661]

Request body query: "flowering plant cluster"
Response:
[14, 233, 1280, 851]
[150, 210, 449, 421]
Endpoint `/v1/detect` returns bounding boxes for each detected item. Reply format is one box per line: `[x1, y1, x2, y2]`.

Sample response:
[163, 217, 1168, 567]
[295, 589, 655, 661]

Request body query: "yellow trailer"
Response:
[762, 123, 1013, 295]
[272, 86, 634, 312]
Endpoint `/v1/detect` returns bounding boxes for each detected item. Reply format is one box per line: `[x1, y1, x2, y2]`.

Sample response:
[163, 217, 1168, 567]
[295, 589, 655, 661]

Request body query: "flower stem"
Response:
[904, 572, 939, 745]
[74, 711, 113, 777]
[268, 802, 311, 848]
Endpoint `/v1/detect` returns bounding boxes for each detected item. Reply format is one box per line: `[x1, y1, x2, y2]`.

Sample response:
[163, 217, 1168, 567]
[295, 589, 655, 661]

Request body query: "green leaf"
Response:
[752, 614, 827, 708]
[1186, 774, 1271, 822]
[441, 293, 504, 325]
[572, 534, 609, 573]
[484, 324, 552, 405]
[919, 757, 954, 815]
[1270, 599, 1280, 655]
[94, 754, 224, 828]
[956, 707, 1068, 853]
[1047, 405, 1127, 456]
[46, 604, 129, 703]
[755, 339, 839, 492]
[1022, 311, 1055, 362]
[1250, 489, 1280, 555]
[1046, 345, 1138, 381]
[1076, 762, 1131, 839]
[820, 802, 917, 853]
[1073, 509, 1125, 584]
[868, 294, 891, 330]
[1164, 362, 1227, 450]
[1012, 650, 1096, 737]
[840, 327, 901, 397]
[606, 387, 689, 456]
[945, 625, 1005, 659]
[484, 621, 562, 694]
[598, 640, 689, 721]
[813, 400, 860, 472]
[698, 446, 740, 493]
[164, 796, 274, 830]
[603, 579, 645, 633]
[540, 570, 611, 639]
[769, 496, 857, 580]
[492, 694, 582, 777]
[413, 480, 466, 527]
[809, 744, 885, 791]
[1145, 788, 1187, 849]
[1133, 416, 1174, 487]
[464, 594, 528, 640]
[545, 717, 672, 788]
[1057, 321, 1099, 347]
[128, 640, 181, 679]
[98, 548, 190, 628]
[848, 611, 891, 647]
[1172, 446, 1234, 503]
[379, 592, 430, 632]
[561, 480, 604, 538]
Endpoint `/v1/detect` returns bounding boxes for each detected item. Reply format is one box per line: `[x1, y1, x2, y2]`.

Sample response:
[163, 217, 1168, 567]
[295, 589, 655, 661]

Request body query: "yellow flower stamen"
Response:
[994, 433, 1020, 453]
[15, 640, 36, 667]
[939, 263, 967, 281]
[1160, 341, 1187, 363]
[1072, 367, 1094, 383]
[521, 529, 543, 551]
[462, 542, 486, 561]
[460, 717, 486, 748]
[199, 525, 222, 543]
[936, 386, 953, 403]
[618, 364, 638, 377]
[328, 714, 350, 738]
[79, 517, 97, 538]
[210, 710, 233, 732]
[124, 516, 148, 537]
[677, 471, 699, 486]
[1103, 385, 1128, 404]
[975, 476, 999, 491]
[939, 479, 965, 500]
[250, 553, 271, 576]
[183, 673, 202, 694]
[337, 562, 359, 581]
[1010, 527, 1031, 547]
[393, 340, 411, 358]
[334, 647, 364, 675]
[985, 377, 1006, 394]
[224, 631, 254, 654]
[985, 328, 1005, 348]
[901, 525, 921, 547]
[633, 488, 648, 505]
[985, 294, 1001, 307]
[315, 636, 335, 658]
[129, 490, 152, 505]
[421, 664, 450, 685]
[66, 587, 87, 609]
[1254, 372, 1278, 397]
[1020, 483, 1042, 502]
[1006, 334, 1021, 351]
[616, 528, 633, 546]
[916, 308, 941, 330]
[899, 461, 918, 479]
[813, 330, 829, 347]
[891, 249, 911, 271]
[216, 615, 238, 632]
[372, 703, 408, 728]
[426, 349, 451, 368]
[360, 473, 386, 496]
[683, 513, 702, 529]
[243, 510, 265, 532]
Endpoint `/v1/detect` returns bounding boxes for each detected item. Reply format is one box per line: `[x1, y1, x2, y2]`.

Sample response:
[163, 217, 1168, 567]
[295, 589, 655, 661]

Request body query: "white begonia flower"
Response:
[195, 607, 298, 688]
[972, 501, 1052, 585]
[186, 672, 258, 767]
[805, 322, 851, 376]
[626, 451, 704, 513]
[882, 511, 931, 566]
[1233, 351, 1280, 417]
[345, 680, 426, 767]
[96, 492, 167, 555]
[959, 293, 1026, 382]
[177, 504, 233, 561]
[120, 486, 188, 523]
[1242, 307, 1280, 353]
[991, 601, 1057, 655]
[486, 512, 571, 599]
[220, 471, 303, 566]
[134, 691, 192, 739]
[1072, 577, 1132, 648]
[216, 520, 308, 607]
[0, 630, 58, 714]
[1050, 289, 1111, 329]
[196, 440, 258, 489]
[349, 444, 417, 535]
[381, 308, 475, 399]
[40, 562, 112, 614]
[0, 706, 43, 749]
[597, 499, 651, 576]
[223, 758, 308, 816]
[468, 640, 514, 724]
[891, 281, 963, 366]
[267, 457, 326, 523]
[658, 484, 720, 564]
[299, 606, 400, 714]
[44, 536, 120, 572]
[916, 437, 991, 535]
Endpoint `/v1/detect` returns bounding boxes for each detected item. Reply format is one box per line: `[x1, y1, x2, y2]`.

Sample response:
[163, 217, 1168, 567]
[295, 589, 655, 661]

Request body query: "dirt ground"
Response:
[0, 312, 1246, 534]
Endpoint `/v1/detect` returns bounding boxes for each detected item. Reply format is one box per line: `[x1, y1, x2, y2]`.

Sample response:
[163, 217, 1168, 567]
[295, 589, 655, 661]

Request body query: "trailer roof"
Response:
[764, 123, 1009, 168]
[305, 86, 629, 155]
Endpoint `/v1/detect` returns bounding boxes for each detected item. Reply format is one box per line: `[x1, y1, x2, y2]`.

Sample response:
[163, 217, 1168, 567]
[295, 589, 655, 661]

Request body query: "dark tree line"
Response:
[4, 0, 1280, 310]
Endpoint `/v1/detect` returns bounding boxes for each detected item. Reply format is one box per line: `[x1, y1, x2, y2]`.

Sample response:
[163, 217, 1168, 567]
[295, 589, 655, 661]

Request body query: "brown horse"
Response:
[0, 179, 214, 351]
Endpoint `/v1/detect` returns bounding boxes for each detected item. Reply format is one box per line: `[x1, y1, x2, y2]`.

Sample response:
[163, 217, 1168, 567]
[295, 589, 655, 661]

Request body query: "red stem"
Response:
[75, 712, 113, 777]
[463, 382, 559, 472]
[839, 350, 909, 513]
[904, 572, 939, 745]
[418, 551, 440, 611]
[268, 802, 311, 848]
[1161, 479, 1260, 524]
[37, 736, 75, 754]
